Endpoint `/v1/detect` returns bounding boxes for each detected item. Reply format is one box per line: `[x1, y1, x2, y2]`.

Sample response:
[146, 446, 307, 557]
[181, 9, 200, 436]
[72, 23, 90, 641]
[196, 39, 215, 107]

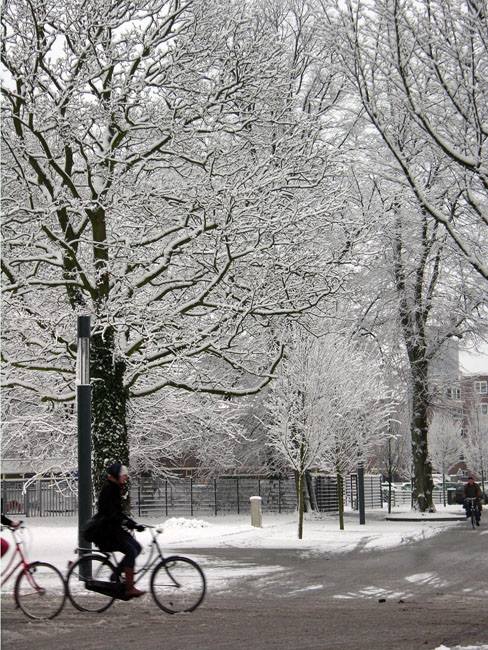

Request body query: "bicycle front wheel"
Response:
[471, 509, 476, 529]
[14, 561, 66, 620]
[66, 554, 118, 612]
[150, 556, 206, 614]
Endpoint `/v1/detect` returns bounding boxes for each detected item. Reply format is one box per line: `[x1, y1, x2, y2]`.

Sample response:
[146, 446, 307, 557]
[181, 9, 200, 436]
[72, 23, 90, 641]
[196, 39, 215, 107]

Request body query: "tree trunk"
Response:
[91, 328, 129, 493]
[442, 464, 446, 508]
[297, 470, 304, 540]
[410, 358, 434, 512]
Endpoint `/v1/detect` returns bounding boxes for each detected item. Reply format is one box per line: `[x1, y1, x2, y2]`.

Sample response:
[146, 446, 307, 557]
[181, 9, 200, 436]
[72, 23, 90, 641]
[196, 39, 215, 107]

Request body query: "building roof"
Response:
[1, 458, 74, 476]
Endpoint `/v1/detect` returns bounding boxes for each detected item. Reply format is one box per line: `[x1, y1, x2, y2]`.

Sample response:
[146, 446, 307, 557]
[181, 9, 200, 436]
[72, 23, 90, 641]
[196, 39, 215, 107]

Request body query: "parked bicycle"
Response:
[465, 497, 481, 529]
[0, 522, 66, 620]
[66, 524, 206, 614]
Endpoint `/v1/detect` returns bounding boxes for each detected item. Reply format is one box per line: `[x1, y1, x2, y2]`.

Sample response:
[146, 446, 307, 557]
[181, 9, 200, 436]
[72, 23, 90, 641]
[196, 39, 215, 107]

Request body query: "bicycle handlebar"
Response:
[1, 521, 24, 532]
[141, 524, 164, 535]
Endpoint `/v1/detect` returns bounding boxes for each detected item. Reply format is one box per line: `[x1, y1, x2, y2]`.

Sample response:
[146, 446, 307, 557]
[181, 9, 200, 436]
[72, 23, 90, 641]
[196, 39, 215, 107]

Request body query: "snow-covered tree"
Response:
[337, 0, 488, 281]
[317, 28, 488, 510]
[463, 394, 488, 495]
[1, 0, 352, 486]
[316, 342, 393, 529]
[428, 411, 463, 505]
[265, 327, 330, 539]
[266, 325, 393, 535]
[129, 391, 247, 479]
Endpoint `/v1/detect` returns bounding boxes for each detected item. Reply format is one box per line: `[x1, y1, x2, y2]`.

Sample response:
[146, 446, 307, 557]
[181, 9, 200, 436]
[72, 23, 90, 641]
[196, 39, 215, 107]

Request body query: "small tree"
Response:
[266, 326, 393, 536]
[266, 328, 330, 539]
[428, 412, 463, 506]
[317, 347, 393, 529]
[373, 415, 411, 513]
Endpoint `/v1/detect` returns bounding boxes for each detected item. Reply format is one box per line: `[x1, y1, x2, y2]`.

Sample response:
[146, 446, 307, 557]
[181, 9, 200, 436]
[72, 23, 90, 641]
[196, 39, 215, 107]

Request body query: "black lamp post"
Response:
[357, 462, 365, 524]
[77, 316, 92, 557]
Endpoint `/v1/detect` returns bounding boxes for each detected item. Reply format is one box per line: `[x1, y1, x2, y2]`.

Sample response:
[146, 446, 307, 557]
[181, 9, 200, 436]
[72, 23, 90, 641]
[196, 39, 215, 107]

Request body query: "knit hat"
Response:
[107, 463, 128, 479]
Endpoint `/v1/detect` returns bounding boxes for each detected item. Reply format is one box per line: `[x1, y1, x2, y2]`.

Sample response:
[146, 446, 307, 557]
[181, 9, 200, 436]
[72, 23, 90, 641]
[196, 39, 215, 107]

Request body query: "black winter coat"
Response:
[87, 480, 136, 551]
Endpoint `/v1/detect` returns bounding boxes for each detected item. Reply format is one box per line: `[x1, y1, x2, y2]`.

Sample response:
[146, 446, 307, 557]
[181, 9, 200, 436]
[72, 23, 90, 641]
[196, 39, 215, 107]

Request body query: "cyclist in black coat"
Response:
[93, 463, 145, 598]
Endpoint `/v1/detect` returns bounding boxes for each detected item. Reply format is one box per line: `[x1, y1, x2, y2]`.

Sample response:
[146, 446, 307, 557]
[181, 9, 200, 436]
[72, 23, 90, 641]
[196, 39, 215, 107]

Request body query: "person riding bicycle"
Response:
[463, 476, 482, 526]
[88, 463, 146, 598]
[1, 512, 21, 557]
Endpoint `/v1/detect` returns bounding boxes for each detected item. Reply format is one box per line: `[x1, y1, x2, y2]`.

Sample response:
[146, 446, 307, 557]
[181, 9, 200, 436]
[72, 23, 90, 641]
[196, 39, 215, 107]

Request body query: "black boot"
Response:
[110, 565, 122, 582]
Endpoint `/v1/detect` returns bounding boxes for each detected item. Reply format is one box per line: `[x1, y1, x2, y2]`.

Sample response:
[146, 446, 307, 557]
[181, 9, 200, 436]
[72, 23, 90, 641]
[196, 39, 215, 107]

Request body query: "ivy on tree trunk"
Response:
[91, 329, 129, 493]
[410, 357, 434, 512]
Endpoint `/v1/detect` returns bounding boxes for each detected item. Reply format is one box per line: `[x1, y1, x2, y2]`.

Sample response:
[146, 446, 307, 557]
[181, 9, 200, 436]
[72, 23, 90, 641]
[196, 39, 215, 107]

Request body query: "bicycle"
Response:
[464, 497, 481, 529]
[66, 524, 206, 614]
[1, 522, 66, 620]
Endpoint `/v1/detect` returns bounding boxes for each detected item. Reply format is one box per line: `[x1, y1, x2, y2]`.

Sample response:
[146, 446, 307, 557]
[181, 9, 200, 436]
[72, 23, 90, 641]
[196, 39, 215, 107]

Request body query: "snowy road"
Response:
[2, 520, 487, 649]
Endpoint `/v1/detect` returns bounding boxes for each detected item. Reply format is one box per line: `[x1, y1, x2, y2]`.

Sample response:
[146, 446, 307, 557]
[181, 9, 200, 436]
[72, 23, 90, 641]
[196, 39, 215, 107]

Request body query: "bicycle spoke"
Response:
[150, 556, 206, 614]
[66, 555, 118, 613]
[14, 562, 66, 620]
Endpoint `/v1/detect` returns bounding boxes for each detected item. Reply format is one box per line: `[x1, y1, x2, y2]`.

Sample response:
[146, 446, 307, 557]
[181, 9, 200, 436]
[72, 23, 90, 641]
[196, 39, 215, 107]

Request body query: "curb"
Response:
[385, 515, 466, 522]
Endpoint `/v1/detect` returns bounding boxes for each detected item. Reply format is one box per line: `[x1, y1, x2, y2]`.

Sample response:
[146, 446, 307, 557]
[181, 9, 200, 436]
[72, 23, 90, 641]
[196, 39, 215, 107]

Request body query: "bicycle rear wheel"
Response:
[66, 554, 118, 612]
[150, 556, 206, 614]
[14, 561, 66, 620]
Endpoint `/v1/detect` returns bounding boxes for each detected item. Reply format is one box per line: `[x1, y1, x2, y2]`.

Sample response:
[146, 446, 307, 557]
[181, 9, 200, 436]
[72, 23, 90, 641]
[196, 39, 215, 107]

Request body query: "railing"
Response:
[312, 474, 383, 512]
[1, 476, 298, 517]
[386, 488, 458, 508]
[2, 478, 77, 516]
[1, 473, 384, 517]
[131, 476, 298, 517]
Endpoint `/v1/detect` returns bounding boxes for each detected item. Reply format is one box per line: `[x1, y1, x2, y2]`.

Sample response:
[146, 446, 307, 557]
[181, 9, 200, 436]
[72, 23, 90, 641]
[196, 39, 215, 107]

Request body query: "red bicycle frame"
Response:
[1, 527, 43, 592]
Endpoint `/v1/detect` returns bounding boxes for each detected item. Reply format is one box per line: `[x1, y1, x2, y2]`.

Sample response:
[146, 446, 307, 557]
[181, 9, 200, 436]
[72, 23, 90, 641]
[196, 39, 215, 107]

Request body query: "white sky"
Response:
[459, 344, 488, 374]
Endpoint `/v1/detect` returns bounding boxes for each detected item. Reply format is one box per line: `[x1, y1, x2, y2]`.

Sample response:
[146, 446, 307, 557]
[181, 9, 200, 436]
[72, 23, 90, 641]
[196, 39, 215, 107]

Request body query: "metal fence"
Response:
[1, 476, 298, 518]
[386, 487, 457, 508]
[349, 474, 383, 510]
[131, 476, 298, 517]
[2, 478, 78, 516]
[312, 474, 383, 512]
[1, 473, 384, 518]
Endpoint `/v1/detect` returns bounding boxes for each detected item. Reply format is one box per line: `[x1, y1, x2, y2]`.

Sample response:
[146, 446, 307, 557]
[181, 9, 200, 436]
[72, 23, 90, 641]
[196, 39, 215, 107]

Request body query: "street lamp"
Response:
[77, 316, 92, 557]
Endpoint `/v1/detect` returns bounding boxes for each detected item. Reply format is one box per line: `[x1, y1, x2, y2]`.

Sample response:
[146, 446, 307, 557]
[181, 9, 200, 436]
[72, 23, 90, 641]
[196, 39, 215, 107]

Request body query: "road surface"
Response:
[2, 521, 487, 650]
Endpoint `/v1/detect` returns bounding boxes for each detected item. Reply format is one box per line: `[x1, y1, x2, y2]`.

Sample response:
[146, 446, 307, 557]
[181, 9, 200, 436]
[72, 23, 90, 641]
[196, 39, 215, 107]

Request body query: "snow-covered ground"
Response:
[434, 647, 488, 650]
[2, 507, 486, 650]
[1, 506, 466, 577]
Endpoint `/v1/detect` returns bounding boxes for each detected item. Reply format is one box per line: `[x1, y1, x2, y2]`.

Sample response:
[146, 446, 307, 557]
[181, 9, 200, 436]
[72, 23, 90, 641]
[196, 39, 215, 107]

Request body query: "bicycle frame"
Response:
[465, 497, 480, 526]
[1, 527, 41, 592]
[77, 525, 166, 585]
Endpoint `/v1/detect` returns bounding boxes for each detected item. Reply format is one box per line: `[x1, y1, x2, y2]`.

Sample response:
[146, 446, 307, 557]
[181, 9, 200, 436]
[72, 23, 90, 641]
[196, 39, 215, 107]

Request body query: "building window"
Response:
[480, 404, 488, 416]
[453, 406, 464, 420]
[474, 380, 488, 395]
[446, 386, 461, 399]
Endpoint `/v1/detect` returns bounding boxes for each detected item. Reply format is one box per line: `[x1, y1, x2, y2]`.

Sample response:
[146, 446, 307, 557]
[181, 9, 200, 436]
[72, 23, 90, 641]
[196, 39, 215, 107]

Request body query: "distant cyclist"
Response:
[463, 476, 482, 526]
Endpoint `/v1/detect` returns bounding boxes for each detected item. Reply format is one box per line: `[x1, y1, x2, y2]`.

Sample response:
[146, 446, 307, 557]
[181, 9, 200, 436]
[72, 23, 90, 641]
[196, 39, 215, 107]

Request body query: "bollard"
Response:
[250, 496, 262, 527]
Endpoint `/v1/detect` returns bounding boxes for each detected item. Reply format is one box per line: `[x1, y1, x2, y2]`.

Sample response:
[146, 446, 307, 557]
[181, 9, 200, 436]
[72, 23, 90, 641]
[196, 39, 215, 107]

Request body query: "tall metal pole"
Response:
[388, 437, 392, 515]
[77, 316, 92, 557]
[358, 462, 366, 525]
